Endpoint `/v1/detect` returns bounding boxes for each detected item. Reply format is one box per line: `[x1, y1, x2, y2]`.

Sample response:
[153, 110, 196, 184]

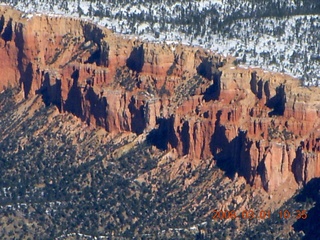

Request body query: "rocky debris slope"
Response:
[0, 6, 319, 193]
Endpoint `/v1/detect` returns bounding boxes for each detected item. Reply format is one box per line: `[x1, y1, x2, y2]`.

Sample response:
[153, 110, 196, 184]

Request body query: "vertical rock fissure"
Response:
[14, 22, 33, 98]
[2, 18, 13, 42]
[64, 69, 83, 118]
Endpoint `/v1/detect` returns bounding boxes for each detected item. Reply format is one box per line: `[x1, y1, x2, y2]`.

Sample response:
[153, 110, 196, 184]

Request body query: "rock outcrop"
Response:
[0, 6, 320, 192]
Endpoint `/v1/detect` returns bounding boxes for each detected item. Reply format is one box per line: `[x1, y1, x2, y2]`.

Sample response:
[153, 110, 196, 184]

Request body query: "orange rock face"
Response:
[1, 6, 320, 192]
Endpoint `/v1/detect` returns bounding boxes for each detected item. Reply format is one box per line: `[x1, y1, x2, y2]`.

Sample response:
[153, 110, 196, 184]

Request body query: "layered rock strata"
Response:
[0, 6, 320, 192]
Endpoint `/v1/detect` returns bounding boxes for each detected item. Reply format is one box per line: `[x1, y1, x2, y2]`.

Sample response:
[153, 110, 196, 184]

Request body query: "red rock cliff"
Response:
[1, 6, 320, 192]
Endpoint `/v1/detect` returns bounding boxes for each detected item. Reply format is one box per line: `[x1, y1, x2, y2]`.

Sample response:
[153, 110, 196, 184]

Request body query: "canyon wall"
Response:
[0, 6, 320, 192]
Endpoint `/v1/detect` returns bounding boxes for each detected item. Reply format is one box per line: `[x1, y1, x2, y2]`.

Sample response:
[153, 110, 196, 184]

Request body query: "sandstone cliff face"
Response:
[1, 6, 320, 192]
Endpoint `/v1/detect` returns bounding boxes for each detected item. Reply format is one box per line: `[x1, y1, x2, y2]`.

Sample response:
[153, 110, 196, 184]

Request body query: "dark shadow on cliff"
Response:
[2, 18, 12, 43]
[146, 116, 178, 151]
[13, 22, 43, 99]
[36, 72, 62, 111]
[128, 96, 146, 135]
[197, 58, 222, 101]
[266, 84, 286, 116]
[83, 23, 105, 45]
[292, 147, 304, 185]
[84, 48, 101, 66]
[126, 45, 144, 73]
[292, 178, 320, 240]
[84, 87, 107, 126]
[250, 72, 266, 100]
[64, 69, 83, 118]
[202, 82, 220, 102]
[210, 110, 243, 178]
[0, 15, 5, 35]
[14, 22, 31, 98]
[180, 121, 190, 155]
[202, 73, 221, 102]
[22, 63, 33, 99]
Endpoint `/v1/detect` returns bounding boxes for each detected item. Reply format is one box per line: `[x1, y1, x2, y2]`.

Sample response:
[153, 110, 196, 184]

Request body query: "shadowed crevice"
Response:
[64, 69, 83, 118]
[197, 58, 216, 80]
[36, 72, 62, 111]
[22, 63, 33, 99]
[128, 96, 146, 135]
[2, 18, 13, 42]
[84, 87, 107, 126]
[147, 116, 178, 151]
[0, 15, 5, 34]
[250, 72, 265, 100]
[203, 78, 221, 102]
[291, 146, 305, 184]
[266, 84, 286, 116]
[199, 59, 222, 101]
[181, 121, 190, 155]
[84, 49, 101, 66]
[126, 45, 144, 72]
[210, 111, 240, 177]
